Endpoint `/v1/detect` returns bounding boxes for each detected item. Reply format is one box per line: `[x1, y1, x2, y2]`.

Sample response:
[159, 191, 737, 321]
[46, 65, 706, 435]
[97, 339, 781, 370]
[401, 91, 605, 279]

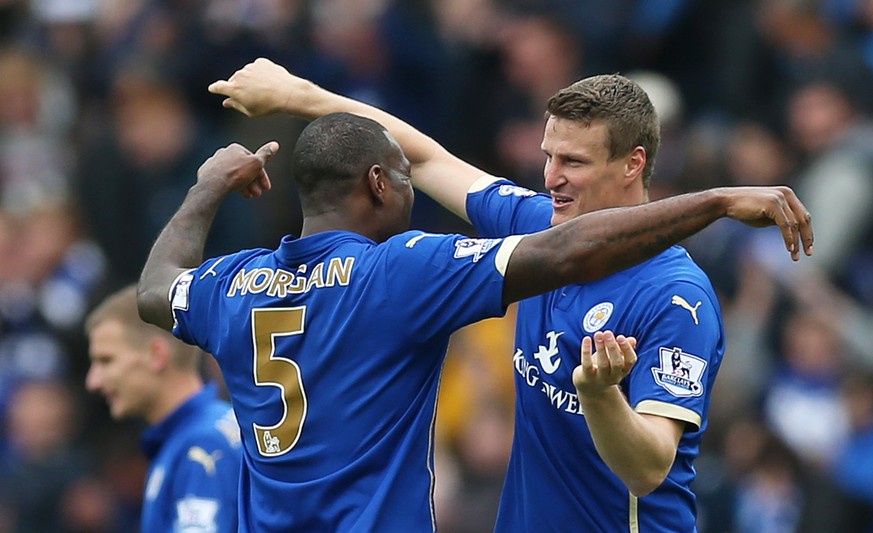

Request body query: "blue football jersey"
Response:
[169, 230, 516, 532]
[467, 178, 725, 533]
[140, 384, 241, 533]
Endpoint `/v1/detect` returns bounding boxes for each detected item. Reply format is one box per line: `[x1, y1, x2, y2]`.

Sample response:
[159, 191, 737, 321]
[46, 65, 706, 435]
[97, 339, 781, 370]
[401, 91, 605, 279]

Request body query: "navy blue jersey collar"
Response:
[139, 383, 219, 459]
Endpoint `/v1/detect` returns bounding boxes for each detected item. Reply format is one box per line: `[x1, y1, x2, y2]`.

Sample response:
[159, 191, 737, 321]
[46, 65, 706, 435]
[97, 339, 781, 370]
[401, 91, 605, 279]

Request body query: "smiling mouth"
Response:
[551, 195, 573, 209]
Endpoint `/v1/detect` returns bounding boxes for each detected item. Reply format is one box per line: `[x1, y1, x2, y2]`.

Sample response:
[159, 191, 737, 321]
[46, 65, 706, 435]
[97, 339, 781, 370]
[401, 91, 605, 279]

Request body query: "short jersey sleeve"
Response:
[169, 250, 268, 352]
[626, 281, 725, 431]
[466, 177, 552, 237]
[375, 231, 523, 339]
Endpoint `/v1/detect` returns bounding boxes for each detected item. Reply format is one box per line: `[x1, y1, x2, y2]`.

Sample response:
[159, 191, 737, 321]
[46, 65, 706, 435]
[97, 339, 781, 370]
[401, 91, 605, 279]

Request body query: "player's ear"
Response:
[147, 336, 172, 372]
[624, 146, 646, 185]
[368, 164, 386, 205]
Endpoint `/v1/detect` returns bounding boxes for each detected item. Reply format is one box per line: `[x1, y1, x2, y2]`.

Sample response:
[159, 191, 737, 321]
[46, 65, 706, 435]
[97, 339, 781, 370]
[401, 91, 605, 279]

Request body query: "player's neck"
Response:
[146, 375, 204, 425]
[301, 205, 383, 241]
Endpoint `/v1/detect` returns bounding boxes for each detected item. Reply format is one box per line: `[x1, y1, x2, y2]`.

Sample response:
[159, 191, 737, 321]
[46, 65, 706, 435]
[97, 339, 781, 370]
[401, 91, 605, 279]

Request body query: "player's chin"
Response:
[109, 402, 129, 420]
[550, 211, 572, 227]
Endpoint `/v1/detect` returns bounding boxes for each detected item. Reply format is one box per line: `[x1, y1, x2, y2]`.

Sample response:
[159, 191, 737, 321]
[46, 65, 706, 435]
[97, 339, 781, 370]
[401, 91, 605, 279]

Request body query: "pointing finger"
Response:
[208, 80, 229, 95]
[255, 141, 280, 164]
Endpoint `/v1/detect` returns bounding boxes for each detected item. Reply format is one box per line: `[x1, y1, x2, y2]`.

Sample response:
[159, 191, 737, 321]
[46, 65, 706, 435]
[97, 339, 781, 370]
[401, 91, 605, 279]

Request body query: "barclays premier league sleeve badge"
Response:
[453, 238, 499, 263]
[652, 347, 706, 397]
[171, 270, 195, 312]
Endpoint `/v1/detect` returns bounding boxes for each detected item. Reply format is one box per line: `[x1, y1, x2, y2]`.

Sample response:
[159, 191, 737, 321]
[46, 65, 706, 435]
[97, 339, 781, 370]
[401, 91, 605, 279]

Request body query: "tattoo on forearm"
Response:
[600, 208, 713, 272]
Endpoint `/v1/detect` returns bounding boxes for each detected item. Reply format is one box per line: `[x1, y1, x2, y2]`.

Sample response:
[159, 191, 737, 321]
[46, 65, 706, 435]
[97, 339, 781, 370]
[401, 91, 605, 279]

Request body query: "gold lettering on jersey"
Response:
[267, 270, 295, 298]
[328, 257, 353, 285]
[250, 268, 273, 293]
[227, 258, 355, 298]
[305, 262, 325, 292]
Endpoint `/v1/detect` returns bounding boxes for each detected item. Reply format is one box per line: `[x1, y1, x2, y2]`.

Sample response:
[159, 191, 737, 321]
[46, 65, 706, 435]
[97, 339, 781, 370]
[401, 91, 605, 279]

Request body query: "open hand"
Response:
[572, 331, 638, 397]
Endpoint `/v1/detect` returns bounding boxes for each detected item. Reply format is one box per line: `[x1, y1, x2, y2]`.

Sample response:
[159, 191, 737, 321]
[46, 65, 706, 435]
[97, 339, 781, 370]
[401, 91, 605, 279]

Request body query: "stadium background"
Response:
[0, 0, 872, 531]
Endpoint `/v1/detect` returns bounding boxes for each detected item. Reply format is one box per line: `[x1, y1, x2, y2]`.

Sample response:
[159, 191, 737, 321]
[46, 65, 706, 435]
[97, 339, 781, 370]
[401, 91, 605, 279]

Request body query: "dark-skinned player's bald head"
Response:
[292, 112, 393, 214]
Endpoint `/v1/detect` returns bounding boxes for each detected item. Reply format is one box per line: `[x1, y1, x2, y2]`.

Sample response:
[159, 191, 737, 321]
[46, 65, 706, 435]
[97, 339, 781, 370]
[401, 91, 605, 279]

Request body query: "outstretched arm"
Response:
[501, 185, 813, 306]
[137, 142, 278, 331]
[208, 58, 479, 221]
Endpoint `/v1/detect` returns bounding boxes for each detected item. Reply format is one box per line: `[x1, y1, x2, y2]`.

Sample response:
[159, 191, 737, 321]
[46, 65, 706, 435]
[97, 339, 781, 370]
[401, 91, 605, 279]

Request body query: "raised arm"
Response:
[208, 58, 479, 221]
[137, 142, 278, 331]
[501, 185, 814, 306]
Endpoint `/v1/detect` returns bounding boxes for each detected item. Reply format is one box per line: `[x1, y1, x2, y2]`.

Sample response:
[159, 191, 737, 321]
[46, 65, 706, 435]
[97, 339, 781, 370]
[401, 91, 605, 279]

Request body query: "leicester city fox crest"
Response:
[652, 347, 706, 397]
[582, 302, 614, 333]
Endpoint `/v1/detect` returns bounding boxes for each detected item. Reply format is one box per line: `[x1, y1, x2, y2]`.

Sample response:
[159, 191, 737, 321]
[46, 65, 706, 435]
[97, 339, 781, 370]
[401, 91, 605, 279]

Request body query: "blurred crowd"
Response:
[0, 0, 872, 531]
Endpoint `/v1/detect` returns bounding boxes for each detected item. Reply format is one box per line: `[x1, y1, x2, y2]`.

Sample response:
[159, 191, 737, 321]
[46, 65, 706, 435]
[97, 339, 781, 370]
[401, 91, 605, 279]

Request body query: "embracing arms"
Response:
[210, 59, 814, 308]
[209, 59, 814, 309]
[500, 186, 811, 306]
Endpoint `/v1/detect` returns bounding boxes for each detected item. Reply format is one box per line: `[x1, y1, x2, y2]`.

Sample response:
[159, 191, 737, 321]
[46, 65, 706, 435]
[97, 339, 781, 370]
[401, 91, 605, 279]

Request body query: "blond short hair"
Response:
[86, 285, 202, 371]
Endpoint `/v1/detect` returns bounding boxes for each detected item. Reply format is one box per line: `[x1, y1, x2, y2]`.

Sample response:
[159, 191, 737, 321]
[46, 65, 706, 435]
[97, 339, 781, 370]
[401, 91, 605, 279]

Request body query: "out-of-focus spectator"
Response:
[787, 79, 873, 279]
[732, 421, 804, 533]
[832, 370, 873, 531]
[0, 203, 106, 411]
[23, 0, 100, 93]
[437, 399, 513, 533]
[712, 260, 779, 420]
[435, 308, 516, 530]
[0, 379, 96, 532]
[763, 0, 873, 119]
[76, 61, 264, 286]
[763, 308, 851, 468]
[437, 308, 516, 443]
[627, 70, 688, 197]
[0, 46, 76, 215]
[492, 8, 584, 189]
[787, 267, 872, 369]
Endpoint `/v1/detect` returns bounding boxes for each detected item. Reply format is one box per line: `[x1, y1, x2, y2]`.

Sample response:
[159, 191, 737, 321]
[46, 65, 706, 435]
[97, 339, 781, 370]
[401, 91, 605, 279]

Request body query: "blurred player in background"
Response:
[85, 285, 241, 532]
[209, 59, 814, 531]
[136, 102, 810, 530]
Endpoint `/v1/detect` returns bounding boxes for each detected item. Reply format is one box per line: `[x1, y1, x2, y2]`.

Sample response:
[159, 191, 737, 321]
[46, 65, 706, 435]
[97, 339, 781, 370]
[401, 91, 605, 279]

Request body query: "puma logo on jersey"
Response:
[187, 446, 222, 475]
[201, 256, 227, 279]
[405, 233, 439, 248]
[671, 295, 702, 325]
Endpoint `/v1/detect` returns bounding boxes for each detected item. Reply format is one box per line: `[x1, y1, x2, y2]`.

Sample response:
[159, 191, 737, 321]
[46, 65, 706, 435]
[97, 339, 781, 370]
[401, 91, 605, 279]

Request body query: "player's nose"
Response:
[85, 367, 102, 392]
[543, 161, 564, 190]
